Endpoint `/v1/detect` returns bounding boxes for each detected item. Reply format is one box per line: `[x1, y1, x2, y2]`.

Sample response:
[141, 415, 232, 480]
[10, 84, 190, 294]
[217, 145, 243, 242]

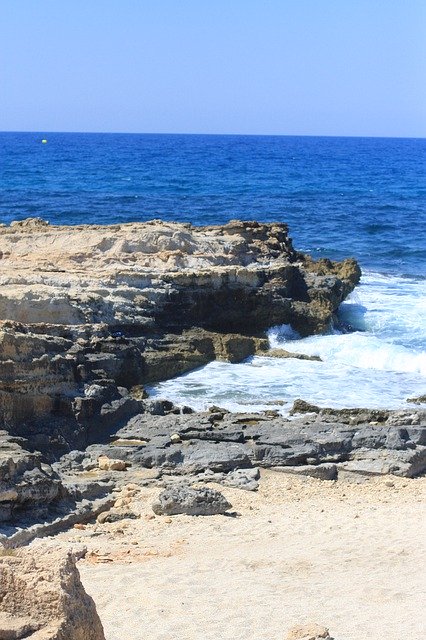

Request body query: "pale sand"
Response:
[46, 471, 425, 639]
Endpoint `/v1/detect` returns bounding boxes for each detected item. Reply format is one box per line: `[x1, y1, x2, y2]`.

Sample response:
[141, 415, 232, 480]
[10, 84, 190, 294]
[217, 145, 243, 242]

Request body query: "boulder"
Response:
[222, 467, 260, 490]
[0, 548, 105, 639]
[152, 485, 232, 516]
[97, 455, 126, 471]
[96, 509, 138, 524]
[285, 623, 332, 639]
[262, 348, 322, 362]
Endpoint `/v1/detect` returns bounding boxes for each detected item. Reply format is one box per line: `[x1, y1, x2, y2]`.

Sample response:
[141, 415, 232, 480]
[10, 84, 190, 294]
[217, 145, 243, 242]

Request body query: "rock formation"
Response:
[0, 218, 364, 531]
[0, 430, 63, 523]
[152, 485, 232, 516]
[0, 548, 105, 639]
[0, 219, 360, 444]
[285, 623, 333, 640]
[0, 218, 359, 332]
[66, 405, 426, 482]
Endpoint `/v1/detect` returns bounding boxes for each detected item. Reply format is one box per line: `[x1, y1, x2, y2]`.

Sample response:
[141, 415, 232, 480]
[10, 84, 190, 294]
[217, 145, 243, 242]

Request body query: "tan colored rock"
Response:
[262, 348, 322, 362]
[114, 496, 132, 508]
[0, 548, 105, 640]
[0, 612, 39, 639]
[0, 220, 359, 333]
[123, 483, 141, 491]
[0, 220, 360, 460]
[122, 488, 139, 497]
[286, 623, 331, 640]
[98, 455, 126, 471]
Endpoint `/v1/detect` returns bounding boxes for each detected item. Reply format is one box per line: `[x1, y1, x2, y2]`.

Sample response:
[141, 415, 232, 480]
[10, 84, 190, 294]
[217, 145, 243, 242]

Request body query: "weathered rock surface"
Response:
[0, 548, 105, 639]
[96, 509, 138, 524]
[1, 399, 425, 538]
[285, 623, 333, 640]
[53, 405, 425, 495]
[261, 348, 322, 362]
[152, 485, 232, 516]
[12, 216, 425, 539]
[0, 219, 360, 449]
[0, 218, 359, 333]
[0, 431, 63, 523]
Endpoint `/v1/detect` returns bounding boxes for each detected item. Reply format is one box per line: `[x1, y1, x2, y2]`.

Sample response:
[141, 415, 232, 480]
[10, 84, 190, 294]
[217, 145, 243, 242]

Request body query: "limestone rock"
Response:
[0, 613, 41, 639]
[0, 431, 63, 522]
[97, 455, 126, 471]
[0, 219, 361, 528]
[0, 548, 105, 639]
[275, 463, 338, 481]
[263, 348, 322, 362]
[0, 220, 360, 334]
[286, 623, 332, 639]
[0, 220, 360, 449]
[72, 410, 426, 481]
[290, 399, 322, 414]
[97, 509, 138, 524]
[9, 217, 49, 229]
[407, 394, 426, 404]
[222, 467, 260, 490]
[152, 485, 232, 516]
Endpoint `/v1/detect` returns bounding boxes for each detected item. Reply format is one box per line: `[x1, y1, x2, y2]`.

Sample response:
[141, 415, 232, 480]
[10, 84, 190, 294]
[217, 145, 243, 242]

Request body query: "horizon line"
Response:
[1, 130, 425, 141]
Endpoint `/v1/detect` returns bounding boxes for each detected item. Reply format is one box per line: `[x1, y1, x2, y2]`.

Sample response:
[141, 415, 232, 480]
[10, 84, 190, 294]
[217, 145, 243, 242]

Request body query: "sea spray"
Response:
[149, 271, 426, 412]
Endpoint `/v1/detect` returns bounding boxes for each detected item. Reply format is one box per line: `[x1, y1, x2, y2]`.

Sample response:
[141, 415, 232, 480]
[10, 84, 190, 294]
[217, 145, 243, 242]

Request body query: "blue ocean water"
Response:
[1, 132, 425, 410]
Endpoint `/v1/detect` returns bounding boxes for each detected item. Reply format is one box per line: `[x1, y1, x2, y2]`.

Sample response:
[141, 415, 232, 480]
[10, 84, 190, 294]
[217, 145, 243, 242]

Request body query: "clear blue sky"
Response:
[1, 0, 425, 137]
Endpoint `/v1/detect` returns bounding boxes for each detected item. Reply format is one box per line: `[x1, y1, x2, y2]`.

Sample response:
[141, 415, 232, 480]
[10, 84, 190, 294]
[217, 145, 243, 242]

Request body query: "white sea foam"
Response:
[339, 272, 426, 346]
[269, 330, 426, 376]
[149, 271, 426, 412]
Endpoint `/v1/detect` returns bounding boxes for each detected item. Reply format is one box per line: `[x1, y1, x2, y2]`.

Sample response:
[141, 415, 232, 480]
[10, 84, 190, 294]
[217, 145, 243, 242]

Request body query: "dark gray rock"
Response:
[0, 431, 64, 524]
[0, 494, 115, 548]
[341, 445, 426, 478]
[61, 476, 114, 501]
[222, 467, 260, 491]
[152, 485, 232, 516]
[2, 397, 426, 536]
[275, 463, 338, 481]
[406, 427, 426, 446]
[97, 509, 138, 524]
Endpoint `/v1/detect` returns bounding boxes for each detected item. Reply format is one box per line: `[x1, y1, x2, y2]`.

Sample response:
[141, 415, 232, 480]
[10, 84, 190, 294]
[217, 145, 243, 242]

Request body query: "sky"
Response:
[1, 1, 425, 137]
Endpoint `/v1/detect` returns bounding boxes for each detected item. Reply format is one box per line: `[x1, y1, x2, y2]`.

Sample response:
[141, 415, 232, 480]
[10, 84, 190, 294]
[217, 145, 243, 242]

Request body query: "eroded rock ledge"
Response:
[0, 218, 358, 331]
[0, 218, 365, 529]
[0, 218, 359, 443]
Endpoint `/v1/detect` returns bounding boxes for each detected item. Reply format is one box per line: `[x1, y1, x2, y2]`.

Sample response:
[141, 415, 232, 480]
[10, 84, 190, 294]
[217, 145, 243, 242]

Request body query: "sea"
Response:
[1, 132, 425, 412]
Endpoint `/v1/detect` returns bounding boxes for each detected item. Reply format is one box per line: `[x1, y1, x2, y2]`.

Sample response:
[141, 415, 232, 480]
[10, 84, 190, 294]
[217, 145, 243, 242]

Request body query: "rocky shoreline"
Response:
[1, 218, 425, 544]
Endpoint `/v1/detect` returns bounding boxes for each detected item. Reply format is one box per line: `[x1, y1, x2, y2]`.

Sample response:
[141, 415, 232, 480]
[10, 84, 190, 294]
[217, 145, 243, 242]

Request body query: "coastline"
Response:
[0, 217, 424, 639]
[1, 218, 425, 533]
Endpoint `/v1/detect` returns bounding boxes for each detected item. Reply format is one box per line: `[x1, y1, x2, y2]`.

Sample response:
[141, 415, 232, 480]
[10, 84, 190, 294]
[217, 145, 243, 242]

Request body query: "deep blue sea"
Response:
[1, 132, 425, 411]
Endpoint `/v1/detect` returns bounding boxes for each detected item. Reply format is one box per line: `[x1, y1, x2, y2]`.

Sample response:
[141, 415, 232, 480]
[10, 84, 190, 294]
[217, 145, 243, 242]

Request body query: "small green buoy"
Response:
[41, 139, 48, 144]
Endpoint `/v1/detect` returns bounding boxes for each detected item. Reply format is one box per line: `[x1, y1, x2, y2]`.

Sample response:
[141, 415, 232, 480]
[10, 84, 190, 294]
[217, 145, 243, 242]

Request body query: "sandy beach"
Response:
[32, 471, 425, 640]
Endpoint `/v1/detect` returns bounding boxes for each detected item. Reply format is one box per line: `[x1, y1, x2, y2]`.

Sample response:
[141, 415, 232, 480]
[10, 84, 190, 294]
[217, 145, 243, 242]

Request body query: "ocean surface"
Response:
[1, 132, 425, 411]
